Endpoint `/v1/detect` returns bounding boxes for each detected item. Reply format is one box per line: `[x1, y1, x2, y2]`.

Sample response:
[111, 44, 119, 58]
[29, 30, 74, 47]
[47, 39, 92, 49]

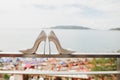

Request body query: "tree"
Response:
[4, 74, 9, 80]
[90, 58, 117, 80]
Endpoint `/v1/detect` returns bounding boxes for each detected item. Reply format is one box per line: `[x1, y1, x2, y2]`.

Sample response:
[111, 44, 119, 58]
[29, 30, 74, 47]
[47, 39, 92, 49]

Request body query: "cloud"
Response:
[0, 9, 7, 14]
[63, 4, 104, 18]
[0, 0, 120, 29]
[32, 4, 56, 10]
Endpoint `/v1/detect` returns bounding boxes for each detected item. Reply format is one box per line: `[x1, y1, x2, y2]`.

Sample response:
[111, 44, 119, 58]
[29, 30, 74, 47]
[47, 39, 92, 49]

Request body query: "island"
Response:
[48, 25, 92, 30]
[110, 28, 120, 30]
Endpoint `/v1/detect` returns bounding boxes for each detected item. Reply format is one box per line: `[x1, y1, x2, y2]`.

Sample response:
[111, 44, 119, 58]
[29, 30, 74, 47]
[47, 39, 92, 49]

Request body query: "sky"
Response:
[0, 0, 120, 30]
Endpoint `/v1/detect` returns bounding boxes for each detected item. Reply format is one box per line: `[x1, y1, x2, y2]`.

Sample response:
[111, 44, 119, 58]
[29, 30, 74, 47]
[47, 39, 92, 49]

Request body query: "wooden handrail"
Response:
[0, 52, 120, 58]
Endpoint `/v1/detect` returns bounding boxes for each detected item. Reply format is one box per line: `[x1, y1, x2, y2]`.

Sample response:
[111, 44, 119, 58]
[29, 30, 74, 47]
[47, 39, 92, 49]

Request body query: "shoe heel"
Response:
[49, 40, 51, 55]
[43, 40, 46, 55]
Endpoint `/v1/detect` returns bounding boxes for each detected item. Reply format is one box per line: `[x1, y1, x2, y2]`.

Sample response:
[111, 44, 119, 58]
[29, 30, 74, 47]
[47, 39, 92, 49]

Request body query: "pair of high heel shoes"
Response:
[19, 30, 75, 55]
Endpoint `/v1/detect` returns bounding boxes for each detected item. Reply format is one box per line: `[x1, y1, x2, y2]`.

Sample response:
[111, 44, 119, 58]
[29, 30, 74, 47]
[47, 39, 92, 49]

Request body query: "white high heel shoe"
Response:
[19, 30, 47, 54]
[48, 31, 75, 55]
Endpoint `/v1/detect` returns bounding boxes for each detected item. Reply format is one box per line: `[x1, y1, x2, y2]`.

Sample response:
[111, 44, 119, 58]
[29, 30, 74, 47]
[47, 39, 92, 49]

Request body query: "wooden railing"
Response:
[0, 52, 120, 58]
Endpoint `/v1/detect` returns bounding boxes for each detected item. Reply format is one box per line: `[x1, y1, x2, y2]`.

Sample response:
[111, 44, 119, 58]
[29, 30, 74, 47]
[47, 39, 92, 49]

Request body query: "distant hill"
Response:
[110, 28, 120, 30]
[49, 25, 92, 30]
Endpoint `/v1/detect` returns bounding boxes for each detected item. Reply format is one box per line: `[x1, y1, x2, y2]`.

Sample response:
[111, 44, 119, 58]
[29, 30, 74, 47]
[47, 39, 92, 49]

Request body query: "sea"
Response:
[0, 28, 120, 53]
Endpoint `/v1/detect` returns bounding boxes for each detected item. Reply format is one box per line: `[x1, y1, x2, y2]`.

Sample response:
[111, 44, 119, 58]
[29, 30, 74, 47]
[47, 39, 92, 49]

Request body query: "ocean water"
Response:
[0, 28, 120, 53]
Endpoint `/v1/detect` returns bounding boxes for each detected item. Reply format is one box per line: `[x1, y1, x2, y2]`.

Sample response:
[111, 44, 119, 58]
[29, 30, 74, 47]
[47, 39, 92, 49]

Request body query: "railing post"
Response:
[117, 58, 120, 80]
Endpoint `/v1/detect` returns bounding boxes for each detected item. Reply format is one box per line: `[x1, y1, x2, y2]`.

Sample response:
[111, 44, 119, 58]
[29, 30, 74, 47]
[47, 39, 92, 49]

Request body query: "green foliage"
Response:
[90, 58, 117, 79]
[91, 58, 117, 71]
[4, 74, 9, 80]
